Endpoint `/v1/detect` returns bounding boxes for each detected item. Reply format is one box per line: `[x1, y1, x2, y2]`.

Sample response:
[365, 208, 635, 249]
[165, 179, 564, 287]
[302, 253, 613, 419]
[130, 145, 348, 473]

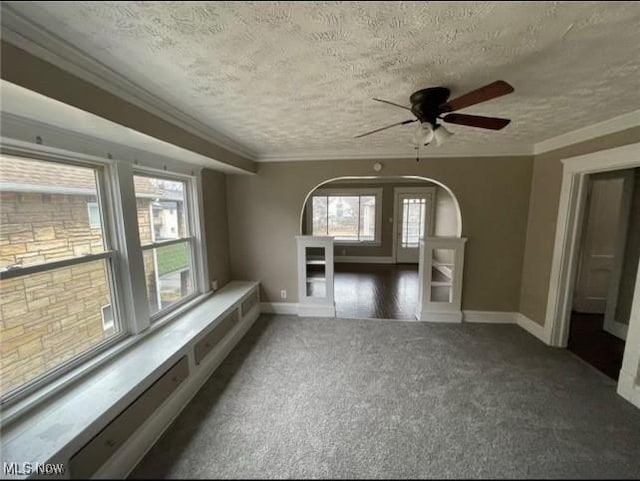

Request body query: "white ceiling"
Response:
[5, 1, 640, 160]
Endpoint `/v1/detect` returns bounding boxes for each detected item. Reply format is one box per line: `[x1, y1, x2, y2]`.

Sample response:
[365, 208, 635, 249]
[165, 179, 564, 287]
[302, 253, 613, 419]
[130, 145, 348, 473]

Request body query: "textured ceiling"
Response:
[5, 1, 640, 159]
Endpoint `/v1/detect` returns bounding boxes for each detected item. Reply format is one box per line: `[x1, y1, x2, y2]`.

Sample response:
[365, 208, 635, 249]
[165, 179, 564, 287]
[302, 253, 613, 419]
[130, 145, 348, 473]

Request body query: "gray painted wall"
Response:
[225, 156, 533, 310]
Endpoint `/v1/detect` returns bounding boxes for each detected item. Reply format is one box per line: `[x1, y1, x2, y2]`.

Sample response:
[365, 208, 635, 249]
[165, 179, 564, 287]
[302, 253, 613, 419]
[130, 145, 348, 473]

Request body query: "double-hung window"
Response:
[0, 155, 123, 398]
[134, 174, 196, 318]
[0, 153, 204, 405]
[309, 188, 382, 244]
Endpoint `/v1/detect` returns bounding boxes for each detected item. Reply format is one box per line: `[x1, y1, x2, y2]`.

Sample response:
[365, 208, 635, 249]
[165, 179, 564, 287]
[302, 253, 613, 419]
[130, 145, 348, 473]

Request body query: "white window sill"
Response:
[0, 281, 259, 477]
[334, 241, 381, 246]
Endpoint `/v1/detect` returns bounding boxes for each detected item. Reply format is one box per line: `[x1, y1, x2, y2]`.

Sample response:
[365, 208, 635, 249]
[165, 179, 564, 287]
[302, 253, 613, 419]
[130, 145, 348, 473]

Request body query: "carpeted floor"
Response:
[131, 314, 640, 479]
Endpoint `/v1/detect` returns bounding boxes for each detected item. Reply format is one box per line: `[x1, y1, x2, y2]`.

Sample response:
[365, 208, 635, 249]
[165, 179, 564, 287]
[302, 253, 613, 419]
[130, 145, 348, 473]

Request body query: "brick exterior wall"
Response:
[0, 191, 152, 396]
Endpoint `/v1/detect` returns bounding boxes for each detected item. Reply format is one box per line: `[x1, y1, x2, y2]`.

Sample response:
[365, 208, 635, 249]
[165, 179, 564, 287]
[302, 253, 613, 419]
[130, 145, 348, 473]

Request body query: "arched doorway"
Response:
[299, 175, 462, 320]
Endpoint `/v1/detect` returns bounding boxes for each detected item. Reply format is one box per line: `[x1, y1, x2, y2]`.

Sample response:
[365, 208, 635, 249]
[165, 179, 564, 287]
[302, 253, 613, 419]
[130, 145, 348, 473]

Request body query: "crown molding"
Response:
[255, 145, 533, 162]
[4, 4, 638, 165]
[0, 4, 258, 162]
[533, 109, 640, 155]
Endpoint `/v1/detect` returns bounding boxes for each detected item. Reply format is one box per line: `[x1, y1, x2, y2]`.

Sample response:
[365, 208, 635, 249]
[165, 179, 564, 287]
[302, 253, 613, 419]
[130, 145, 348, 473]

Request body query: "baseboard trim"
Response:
[417, 311, 463, 323]
[260, 302, 298, 315]
[516, 313, 551, 344]
[101, 305, 261, 479]
[463, 311, 517, 324]
[297, 303, 336, 317]
[334, 256, 395, 264]
[603, 320, 628, 341]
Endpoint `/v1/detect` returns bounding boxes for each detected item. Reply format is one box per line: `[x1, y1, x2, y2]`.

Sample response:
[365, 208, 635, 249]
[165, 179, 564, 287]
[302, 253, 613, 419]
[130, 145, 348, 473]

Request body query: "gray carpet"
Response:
[131, 315, 640, 479]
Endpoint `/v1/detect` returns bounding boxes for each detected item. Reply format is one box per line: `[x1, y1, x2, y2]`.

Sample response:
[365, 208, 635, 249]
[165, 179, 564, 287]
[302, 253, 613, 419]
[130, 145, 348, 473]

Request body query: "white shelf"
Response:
[306, 260, 326, 265]
[306, 277, 326, 283]
[431, 281, 453, 287]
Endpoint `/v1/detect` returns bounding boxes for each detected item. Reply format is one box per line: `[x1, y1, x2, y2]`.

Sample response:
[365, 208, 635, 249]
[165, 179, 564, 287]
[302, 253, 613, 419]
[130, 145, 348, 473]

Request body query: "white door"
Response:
[603, 170, 635, 340]
[396, 190, 434, 263]
[574, 172, 632, 320]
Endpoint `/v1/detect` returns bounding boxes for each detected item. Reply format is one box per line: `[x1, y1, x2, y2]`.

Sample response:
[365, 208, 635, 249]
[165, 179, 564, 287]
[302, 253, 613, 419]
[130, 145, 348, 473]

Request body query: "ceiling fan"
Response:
[355, 80, 514, 147]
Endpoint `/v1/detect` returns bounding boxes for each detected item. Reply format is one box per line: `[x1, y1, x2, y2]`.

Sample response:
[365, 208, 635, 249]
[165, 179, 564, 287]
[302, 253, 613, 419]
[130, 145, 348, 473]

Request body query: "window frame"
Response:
[307, 187, 383, 245]
[133, 169, 201, 322]
[0, 151, 128, 404]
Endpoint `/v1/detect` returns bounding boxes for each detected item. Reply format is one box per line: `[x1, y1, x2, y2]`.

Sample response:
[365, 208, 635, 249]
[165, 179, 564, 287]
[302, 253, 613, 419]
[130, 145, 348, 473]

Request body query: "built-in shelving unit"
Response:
[417, 237, 467, 322]
[296, 236, 336, 317]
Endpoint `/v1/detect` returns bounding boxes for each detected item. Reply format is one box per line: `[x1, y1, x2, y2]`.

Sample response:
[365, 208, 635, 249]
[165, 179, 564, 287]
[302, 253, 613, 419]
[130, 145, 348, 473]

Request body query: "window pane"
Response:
[0, 259, 119, 397]
[143, 242, 194, 316]
[402, 198, 426, 247]
[328, 196, 359, 241]
[134, 175, 187, 243]
[312, 196, 328, 235]
[0, 155, 106, 270]
[359, 195, 376, 241]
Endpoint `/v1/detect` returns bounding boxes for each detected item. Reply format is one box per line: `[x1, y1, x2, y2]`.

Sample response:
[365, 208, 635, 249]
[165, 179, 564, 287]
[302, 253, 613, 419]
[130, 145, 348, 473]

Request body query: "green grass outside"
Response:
[157, 242, 189, 276]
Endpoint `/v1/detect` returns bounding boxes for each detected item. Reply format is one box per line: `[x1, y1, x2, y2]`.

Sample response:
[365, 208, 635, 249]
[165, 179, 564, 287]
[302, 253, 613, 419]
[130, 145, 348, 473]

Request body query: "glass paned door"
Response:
[396, 193, 431, 263]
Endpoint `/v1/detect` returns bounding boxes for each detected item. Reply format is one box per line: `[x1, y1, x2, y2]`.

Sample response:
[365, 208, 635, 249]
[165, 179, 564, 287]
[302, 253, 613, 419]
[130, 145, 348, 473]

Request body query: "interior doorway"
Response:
[568, 169, 638, 379]
[300, 176, 460, 320]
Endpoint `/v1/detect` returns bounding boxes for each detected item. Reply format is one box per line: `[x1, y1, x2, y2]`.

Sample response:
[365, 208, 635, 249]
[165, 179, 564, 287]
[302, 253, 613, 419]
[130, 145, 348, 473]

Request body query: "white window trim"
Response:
[0, 142, 210, 418]
[307, 187, 383, 246]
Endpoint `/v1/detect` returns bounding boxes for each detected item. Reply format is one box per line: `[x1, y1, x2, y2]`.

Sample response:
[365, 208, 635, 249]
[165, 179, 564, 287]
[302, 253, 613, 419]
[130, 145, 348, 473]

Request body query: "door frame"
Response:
[392, 186, 436, 263]
[544, 141, 640, 408]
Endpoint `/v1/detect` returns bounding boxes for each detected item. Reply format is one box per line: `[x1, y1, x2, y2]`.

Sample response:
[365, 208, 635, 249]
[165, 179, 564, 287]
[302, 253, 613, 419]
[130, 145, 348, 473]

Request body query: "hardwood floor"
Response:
[567, 311, 625, 380]
[334, 263, 419, 320]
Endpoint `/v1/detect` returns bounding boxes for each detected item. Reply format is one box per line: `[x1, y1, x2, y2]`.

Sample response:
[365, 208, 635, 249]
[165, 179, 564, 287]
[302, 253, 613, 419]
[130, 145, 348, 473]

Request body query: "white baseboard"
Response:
[334, 256, 396, 264]
[463, 310, 517, 324]
[603, 320, 628, 341]
[417, 310, 463, 323]
[617, 369, 640, 409]
[297, 303, 336, 317]
[516, 313, 551, 344]
[99, 306, 261, 479]
[260, 302, 298, 315]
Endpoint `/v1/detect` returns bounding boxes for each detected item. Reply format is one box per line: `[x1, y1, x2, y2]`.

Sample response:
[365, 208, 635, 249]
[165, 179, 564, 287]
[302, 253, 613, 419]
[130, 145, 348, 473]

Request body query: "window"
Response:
[101, 304, 114, 332]
[310, 189, 382, 243]
[134, 174, 196, 318]
[87, 202, 101, 229]
[401, 198, 427, 248]
[0, 155, 122, 398]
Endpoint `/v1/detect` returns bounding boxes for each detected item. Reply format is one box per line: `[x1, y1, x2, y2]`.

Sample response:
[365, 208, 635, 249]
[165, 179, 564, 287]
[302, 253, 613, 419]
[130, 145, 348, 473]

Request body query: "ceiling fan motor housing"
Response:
[409, 87, 450, 126]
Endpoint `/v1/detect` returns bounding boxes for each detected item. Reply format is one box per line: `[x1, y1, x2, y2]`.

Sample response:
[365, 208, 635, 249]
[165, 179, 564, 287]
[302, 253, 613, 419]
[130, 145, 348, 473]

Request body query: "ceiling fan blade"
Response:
[354, 119, 416, 138]
[372, 98, 412, 111]
[442, 80, 514, 112]
[443, 113, 511, 130]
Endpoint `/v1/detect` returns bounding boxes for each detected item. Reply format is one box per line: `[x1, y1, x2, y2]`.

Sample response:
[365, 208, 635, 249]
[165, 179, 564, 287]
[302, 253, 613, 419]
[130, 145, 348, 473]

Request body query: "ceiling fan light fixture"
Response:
[434, 125, 454, 146]
[412, 122, 434, 146]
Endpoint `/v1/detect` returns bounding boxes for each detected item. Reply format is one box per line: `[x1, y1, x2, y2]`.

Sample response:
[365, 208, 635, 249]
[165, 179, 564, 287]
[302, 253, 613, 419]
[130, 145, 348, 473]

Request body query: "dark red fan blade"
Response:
[442, 80, 514, 112]
[443, 113, 511, 130]
[354, 119, 416, 138]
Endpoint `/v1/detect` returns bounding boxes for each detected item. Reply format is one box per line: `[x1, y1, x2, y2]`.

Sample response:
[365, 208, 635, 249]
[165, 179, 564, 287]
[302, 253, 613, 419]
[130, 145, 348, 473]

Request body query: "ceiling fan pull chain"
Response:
[416, 145, 420, 163]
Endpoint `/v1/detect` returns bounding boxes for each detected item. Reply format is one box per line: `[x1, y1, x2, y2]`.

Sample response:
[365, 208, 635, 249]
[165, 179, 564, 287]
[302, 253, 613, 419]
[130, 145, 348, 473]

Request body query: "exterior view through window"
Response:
[0, 155, 120, 398]
[312, 194, 376, 242]
[133, 174, 195, 317]
[401, 197, 427, 248]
